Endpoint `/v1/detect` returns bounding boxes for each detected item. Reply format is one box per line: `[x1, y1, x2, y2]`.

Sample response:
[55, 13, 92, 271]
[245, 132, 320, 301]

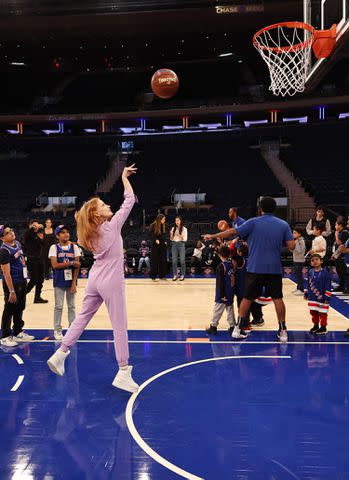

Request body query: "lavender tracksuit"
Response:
[61, 190, 135, 367]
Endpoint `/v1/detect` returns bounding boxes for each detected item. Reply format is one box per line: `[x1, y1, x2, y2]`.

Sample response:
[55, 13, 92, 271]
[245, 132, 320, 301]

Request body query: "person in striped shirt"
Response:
[304, 254, 332, 335]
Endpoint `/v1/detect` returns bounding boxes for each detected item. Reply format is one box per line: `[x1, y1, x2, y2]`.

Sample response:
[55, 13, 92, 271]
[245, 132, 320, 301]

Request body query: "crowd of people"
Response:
[0, 167, 349, 391]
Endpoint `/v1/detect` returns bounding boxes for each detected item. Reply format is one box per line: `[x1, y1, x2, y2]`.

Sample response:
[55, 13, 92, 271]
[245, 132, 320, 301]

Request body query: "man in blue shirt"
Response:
[204, 197, 295, 342]
[228, 207, 245, 229]
[228, 207, 245, 247]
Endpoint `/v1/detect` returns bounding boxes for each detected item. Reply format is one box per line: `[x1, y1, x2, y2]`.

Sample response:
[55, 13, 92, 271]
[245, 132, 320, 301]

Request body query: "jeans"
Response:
[171, 241, 186, 277]
[1, 281, 27, 339]
[138, 256, 150, 271]
[293, 262, 304, 292]
[54, 287, 76, 332]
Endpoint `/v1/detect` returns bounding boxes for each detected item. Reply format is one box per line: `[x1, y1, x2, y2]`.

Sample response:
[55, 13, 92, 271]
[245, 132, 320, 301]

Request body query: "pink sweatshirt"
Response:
[89, 191, 135, 282]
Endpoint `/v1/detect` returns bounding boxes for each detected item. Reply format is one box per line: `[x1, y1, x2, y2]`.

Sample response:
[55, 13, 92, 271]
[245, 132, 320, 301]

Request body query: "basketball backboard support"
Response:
[304, 0, 349, 83]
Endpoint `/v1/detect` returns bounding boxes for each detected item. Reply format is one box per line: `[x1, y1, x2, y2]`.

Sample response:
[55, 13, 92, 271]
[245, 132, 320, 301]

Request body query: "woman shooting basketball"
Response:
[47, 164, 139, 393]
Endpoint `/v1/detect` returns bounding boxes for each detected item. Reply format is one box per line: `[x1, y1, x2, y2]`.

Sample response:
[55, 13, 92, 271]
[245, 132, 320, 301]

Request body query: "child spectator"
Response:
[204, 240, 221, 272]
[304, 254, 332, 335]
[49, 225, 81, 341]
[138, 240, 150, 272]
[190, 240, 205, 273]
[308, 224, 327, 258]
[292, 228, 306, 295]
[205, 245, 236, 334]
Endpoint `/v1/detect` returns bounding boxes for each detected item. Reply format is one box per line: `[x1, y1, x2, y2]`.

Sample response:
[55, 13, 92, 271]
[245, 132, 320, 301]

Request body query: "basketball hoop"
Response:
[253, 22, 336, 97]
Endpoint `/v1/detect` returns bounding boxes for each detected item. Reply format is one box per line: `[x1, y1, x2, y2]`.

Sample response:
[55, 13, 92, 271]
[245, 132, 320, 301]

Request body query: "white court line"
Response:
[10, 374, 24, 392]
[126, 355, 291, 480]
[12, 354, 24, 365]
[28, 339, 349, 345]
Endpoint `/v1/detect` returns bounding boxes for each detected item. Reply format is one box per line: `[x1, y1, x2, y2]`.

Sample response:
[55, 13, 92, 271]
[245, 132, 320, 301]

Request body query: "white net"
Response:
[254, 24, 313, 97]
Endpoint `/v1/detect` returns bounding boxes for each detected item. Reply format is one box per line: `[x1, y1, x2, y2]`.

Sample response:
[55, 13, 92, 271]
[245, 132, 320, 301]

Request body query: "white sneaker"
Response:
[293, 290, 304, 296]
[172, 276, 178, 281]
[47, 348, 70, 376]
[0, 336, 19, 347]
[232, 326, 248, 339]
[179, 276, 185, 281]
[277, 330, 288, 343]
[112, 366, 139, 393]
[13, 331, 35, 342]
[54, 331, 63, 341]
[152, 278, 159, 282]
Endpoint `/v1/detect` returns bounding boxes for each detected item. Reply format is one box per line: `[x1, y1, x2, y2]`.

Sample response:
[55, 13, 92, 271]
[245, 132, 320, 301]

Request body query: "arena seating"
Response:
[281, 123, 349, 210]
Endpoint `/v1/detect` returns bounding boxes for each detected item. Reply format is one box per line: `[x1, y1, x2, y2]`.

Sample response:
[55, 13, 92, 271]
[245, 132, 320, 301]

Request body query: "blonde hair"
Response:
[76, 197, 101, 252]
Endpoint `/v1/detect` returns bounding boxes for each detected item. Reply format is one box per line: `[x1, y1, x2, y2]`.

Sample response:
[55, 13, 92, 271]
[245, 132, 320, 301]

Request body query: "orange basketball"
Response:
[151, 69, 179, 99]
[217, 220, 229, 231]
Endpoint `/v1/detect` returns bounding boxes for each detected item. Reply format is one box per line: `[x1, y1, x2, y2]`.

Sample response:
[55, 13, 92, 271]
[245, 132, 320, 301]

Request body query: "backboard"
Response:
[304, 0, 349, 82]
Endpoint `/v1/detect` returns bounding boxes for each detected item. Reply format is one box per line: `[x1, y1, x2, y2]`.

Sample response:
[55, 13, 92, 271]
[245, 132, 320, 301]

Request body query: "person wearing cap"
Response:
[0, 224, 35, 347]
[304, 253, 332, 335]
[49, 225, 81, 341]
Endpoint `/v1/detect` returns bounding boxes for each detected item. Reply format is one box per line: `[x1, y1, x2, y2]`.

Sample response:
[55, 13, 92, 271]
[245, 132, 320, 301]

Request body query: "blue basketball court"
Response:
[1, 328, 349, 480]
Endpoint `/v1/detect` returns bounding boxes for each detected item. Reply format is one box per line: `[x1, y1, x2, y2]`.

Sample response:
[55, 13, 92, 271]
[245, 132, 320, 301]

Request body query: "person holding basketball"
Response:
[204, 197, 295, 342]
[47, 164, 139, 393]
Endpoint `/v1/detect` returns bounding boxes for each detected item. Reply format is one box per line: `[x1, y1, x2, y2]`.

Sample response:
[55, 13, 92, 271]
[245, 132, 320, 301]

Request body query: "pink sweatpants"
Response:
[61, 279, 129, 367]
[60, 190, 136, 367]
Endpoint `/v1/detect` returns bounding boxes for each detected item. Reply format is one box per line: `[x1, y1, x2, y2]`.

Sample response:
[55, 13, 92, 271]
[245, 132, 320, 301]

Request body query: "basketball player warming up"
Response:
[47, 164, 139, 393]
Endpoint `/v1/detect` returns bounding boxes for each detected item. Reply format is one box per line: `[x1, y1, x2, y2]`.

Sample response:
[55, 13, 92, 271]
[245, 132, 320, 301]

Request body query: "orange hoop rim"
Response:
[253, 21, 315, 53]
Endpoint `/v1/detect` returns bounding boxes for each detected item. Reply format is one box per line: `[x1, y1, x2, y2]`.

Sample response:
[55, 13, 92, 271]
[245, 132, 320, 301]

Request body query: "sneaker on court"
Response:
[232, 326, 248, 339]
[112, 366, 139, 393]
[228, 326, 234, 334]
[344, 329, 349, 338]
[206, 325, 217, 335]
[0, 336, 18, 347]
[277, 330, 288, 343]
[179, 276, 185, 281]
[172, 276, 178, 281]
[151, 278, 159, 282]
[293, 290, 304, 296]
[47, 348, 70, 376]
[54, 331, 63, 341]
[14, 331, 35, 342]
[309, 325, 319, 334]
[315, 326, 327, 335]
[250, 318, 265, 327]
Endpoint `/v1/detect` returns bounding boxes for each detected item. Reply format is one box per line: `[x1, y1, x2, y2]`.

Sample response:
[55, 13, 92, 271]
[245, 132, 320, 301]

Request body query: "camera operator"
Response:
[24, 219, 48, 303]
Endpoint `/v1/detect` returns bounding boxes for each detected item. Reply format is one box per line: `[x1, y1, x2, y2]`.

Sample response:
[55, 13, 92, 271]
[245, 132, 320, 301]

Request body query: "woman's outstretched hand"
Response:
[122, 164, 137, 179]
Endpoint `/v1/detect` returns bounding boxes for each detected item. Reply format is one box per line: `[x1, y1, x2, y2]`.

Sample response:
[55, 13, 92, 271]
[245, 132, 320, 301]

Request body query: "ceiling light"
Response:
[219, 52, 233, 57]
[10, 62, 26, 66]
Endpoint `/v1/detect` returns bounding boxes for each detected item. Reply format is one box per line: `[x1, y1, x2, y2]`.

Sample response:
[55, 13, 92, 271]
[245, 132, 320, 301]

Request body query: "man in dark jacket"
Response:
[24, 219, 48, 303]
